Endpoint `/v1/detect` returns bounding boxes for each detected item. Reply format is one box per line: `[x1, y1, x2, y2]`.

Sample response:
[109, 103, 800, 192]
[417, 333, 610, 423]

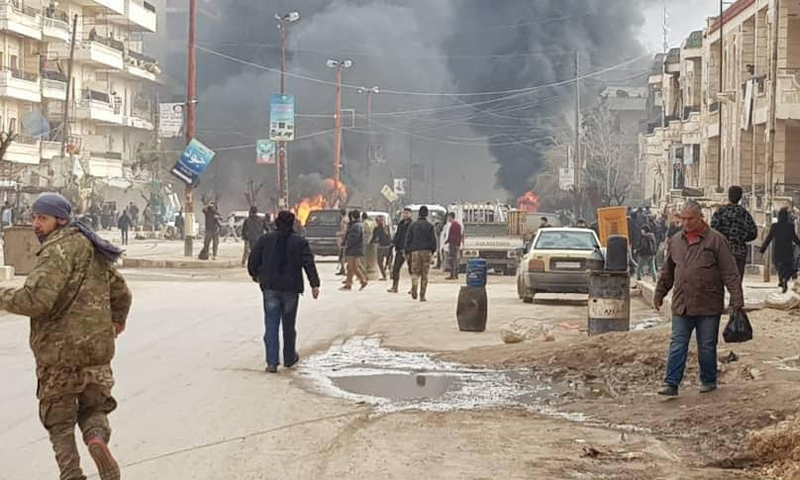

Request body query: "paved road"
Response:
[0, 264, 655, 479]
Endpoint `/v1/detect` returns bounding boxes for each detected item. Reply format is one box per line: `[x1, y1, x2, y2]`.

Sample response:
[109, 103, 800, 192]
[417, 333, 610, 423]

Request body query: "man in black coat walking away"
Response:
[248, 211, 320, 373]
[388, 208, 413, 293]
[404, 205, 438, 302]
[760, 207, 800, 292]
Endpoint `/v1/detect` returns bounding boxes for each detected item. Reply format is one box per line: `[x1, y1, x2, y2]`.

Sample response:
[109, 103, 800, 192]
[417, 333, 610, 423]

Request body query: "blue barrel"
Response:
[466, 258, 488, 288]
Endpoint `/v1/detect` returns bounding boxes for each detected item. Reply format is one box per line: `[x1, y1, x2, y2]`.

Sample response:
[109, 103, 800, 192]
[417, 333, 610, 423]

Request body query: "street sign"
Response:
[393, 178, 408, 197]
[171, 139, 216, 185]
[256, 139, 276, 164]
[558, 167, 575, 191]
[381, 184, 398, 203]
[159, 102, 184, 138]
[270, 94, 296, 141]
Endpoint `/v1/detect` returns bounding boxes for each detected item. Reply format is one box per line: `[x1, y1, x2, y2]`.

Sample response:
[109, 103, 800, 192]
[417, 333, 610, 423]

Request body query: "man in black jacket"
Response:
[241, 206, 269, 267]
[248, 211, 320, 373]
[388, 207, 412, 293]
[404, 205, 438, 302]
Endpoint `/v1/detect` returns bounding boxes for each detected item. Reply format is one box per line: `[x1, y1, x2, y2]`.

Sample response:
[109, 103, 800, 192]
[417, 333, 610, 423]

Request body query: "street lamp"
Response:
[357, 86, 380, 128]
[274, 11, 300, 210]
[327, 59, 353, 185]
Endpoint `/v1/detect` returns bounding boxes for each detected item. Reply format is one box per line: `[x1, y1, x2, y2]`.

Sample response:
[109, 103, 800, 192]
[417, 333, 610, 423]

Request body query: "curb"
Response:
[121, 257, 241, 269]
[636, 280, 672, 320]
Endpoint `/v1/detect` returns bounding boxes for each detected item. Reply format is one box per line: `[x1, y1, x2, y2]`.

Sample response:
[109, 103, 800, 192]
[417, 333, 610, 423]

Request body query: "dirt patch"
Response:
[442, 308, 800, 478]
[747, 416, 800, 479]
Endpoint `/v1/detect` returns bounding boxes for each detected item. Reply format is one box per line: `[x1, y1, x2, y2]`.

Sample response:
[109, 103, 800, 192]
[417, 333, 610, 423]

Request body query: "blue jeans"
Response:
[664, 315, 721, 387]
[262, 290, 300, 367]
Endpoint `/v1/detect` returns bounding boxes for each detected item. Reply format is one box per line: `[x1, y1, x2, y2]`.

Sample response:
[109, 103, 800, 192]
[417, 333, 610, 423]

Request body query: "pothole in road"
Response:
[297, 337, 602, 414]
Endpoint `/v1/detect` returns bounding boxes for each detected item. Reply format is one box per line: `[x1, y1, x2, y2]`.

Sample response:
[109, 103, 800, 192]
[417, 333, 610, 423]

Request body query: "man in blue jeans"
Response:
[653, 201, 744, 396]
[248, 211, 320, 373]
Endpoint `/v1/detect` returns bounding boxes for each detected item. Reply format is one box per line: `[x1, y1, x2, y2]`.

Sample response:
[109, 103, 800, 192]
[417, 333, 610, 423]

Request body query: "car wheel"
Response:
[522, 295, 534, 304]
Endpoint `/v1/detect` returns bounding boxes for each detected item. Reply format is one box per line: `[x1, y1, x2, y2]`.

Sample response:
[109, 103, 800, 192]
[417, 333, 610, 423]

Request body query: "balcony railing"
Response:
[43, 7, 68, 23]
[90, 150, 123, 160]
[83, 89, 111, 104]
[42, 69, 67, 82]
[85, 33, 125, 53]
[8, 67, 37, 82]
[143, 1, 155, 13]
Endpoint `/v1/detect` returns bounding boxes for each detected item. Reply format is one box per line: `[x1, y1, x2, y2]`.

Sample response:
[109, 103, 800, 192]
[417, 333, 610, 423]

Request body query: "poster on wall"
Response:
[256, 139, 276, 165]
[269, 94, 296, 141]
[159, 102, 184, 138]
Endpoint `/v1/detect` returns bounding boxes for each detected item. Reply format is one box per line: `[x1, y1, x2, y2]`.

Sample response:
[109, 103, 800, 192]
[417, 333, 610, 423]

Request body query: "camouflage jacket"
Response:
[0, 226, 132, 399]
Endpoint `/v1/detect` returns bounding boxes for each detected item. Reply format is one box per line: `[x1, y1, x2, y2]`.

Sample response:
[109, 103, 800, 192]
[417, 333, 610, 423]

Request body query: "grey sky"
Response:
[641, 1, 721, 52]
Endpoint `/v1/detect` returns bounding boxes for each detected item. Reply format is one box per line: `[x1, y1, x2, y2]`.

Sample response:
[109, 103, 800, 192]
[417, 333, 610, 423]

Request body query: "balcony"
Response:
[87, 153, 124, 178]
[777, 70, 800, 120]
[72, 0, 124, 16]
[0, 1, 42, 40]
[41, 70, 67, 100]
[77, 36, 125, 70]
[5, 135, 40, 165]
[42, 9, 70, 43]
[123, 50, 160, 82]
[128, 0, 156, 32]
[0, 68, 40, 103]
[75, 90, 124, 125]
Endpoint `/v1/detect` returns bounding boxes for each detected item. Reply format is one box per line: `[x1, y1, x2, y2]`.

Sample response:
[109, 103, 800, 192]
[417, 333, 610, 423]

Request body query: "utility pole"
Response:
[58, 14, 78, 183]
[574, 51, 581, 189]
[662, 7, 670, 196]
[184, 0, 197, 257]
[327, 59, 352, 186]
[764, 0, 781, 283]
[717, 0, 724, 190]
[275, 12, 299, 210]
[359, 86, 379, 187]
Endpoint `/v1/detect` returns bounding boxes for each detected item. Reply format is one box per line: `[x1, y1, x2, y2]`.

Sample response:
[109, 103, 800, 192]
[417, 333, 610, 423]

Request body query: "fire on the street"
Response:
[516, 191, 540, 213]
[294, 179, 349, 225]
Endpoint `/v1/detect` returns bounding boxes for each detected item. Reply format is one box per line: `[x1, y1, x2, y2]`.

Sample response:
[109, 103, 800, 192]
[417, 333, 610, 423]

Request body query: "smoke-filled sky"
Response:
[156, 0, 720, 210]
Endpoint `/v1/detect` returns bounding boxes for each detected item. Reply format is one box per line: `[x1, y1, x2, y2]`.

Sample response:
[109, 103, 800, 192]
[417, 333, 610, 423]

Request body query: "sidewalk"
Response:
[100, 232, 246, 269]
[637, 274, 786, 319]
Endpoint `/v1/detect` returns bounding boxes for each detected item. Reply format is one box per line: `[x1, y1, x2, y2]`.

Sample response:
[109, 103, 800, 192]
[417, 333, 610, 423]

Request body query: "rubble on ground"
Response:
[500, 318, 555, 344]
[748, 416, 800, 480]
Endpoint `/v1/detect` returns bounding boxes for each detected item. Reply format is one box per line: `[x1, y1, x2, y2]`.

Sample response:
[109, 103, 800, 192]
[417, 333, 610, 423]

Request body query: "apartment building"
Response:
[0, 0, 159, 190]
[639, 0, 800, 210]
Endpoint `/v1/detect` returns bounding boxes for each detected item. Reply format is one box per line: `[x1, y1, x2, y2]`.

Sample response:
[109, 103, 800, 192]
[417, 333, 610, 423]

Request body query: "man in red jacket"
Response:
[445, 212, 464, 280]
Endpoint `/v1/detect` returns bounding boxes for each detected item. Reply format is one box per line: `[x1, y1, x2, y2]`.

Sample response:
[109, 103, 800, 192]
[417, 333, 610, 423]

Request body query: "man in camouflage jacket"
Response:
[0, 193, 131, 480]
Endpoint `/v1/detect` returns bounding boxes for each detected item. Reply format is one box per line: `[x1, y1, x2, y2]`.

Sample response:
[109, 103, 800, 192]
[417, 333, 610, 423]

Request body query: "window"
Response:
[534, 231, 599, 250]
[9, 118, 17, 133]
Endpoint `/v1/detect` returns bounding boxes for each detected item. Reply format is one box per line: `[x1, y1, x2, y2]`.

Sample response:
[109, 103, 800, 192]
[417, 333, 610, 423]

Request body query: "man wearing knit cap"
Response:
[0, 192, 132, 480]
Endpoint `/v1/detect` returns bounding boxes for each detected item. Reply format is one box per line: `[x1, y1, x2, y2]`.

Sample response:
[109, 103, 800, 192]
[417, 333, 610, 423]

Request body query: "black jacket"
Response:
[242, 215, 268, 245]
[344, 220, 365, 257]
[248, 231, 320, 294]
[371, 223, 393, 247]
[393, 219, 411, 250]
[404, 217, 437, 254]
[761, 221, 800, 263]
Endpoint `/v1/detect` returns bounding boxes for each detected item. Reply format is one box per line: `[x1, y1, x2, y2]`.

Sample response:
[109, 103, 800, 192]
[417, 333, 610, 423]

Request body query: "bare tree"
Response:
[0, 129, 16, 161]
[581, 103, 637, 207]
[244, 180, 263, 208]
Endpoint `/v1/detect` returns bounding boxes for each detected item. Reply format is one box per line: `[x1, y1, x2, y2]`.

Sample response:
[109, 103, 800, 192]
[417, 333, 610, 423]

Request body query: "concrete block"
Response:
[0, 265, 15, 281]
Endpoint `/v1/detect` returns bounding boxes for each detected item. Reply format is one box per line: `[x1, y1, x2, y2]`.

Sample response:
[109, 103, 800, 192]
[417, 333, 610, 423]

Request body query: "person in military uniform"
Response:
[0, 193, 132, 480]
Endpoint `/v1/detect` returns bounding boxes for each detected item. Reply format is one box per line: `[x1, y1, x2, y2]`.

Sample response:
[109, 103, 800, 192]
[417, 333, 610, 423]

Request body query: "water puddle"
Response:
[297, 337, 585, 414]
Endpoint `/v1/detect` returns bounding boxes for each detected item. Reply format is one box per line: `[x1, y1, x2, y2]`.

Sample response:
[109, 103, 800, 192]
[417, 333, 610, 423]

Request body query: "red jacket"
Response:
[447, 221, 464, 246]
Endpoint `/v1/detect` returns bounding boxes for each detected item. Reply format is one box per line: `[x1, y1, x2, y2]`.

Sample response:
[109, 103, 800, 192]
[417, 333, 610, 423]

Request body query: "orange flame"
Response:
[293, 179, 349, 225]
[516, 191, 540, 213]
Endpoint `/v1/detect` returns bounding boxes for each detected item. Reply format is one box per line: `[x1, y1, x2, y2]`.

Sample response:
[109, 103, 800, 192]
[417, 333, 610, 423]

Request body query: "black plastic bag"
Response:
[723, 309, 753, 343]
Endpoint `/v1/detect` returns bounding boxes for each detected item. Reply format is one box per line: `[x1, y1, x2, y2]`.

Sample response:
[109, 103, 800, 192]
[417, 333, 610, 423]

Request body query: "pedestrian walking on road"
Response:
[0, 193, 132, 480]
[242, 206, 268, 267]
[635, 225, 657, 282]
[117, 209, 132, 246]
[175, 210, 185, 240]
[405, 205, 438, 302]
[336, 208, 348, 276]
[444, 212, 464, 280]
[388, 207, 413, 293]
[371, 214, 393, 281]
[654, 201, 744, 397]
[248, 211, 320, 373]
[760, 207, 800, 293]
[362, 212, 378, 278]
[711, 185, 758, 278]
[341, 210, 368, 291]
[200, 203, 222, 260]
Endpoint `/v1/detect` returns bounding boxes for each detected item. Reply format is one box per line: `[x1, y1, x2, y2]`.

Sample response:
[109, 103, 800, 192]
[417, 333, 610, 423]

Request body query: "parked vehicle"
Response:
[305, 209, 345, 257]
[164, 212, 200, 240]
[221, 210, 267, 238]
[516, 227, 604, 303]
[449, 202, 525, 276]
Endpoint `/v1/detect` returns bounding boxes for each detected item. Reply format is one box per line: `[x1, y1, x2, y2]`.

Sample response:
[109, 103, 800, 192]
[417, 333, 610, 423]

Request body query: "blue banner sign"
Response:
[270, 94, 296, 141]
[171, 139, 216, 185]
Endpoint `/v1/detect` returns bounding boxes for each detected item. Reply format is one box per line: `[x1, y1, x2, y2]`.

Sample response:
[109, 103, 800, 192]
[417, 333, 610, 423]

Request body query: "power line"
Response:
[197, 44, 652, 97]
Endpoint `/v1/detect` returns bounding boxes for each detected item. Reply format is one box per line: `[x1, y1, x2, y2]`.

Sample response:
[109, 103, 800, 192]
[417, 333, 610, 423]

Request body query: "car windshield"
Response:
[307, 211, 342, 225]
[534, 231, 598, 250]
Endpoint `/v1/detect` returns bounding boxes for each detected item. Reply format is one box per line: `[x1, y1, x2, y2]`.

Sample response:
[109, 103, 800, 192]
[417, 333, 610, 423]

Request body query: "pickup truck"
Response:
[458, 222, 525, 276]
